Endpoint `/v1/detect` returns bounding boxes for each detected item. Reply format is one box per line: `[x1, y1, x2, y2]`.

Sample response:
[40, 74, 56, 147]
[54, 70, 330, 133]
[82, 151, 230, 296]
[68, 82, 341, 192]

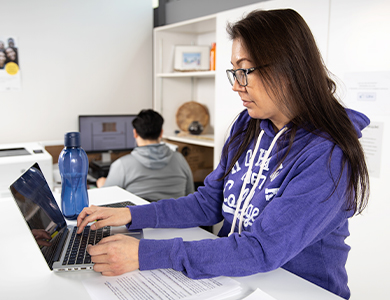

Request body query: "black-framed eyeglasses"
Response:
[226, 66, 265, 87]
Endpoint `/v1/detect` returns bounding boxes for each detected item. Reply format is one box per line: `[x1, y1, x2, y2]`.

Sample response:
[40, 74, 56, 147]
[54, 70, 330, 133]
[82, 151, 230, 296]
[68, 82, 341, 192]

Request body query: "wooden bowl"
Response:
[176, 101, 209, 132]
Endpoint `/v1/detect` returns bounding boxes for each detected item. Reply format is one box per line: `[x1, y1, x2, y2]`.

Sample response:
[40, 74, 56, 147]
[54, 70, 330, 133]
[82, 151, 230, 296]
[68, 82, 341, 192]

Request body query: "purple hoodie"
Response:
[128, 108, 370, 300]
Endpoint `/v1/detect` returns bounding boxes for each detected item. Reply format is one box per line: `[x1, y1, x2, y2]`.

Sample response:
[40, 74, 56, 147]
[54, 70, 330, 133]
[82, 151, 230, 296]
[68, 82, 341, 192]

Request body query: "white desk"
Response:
[0, 186, 342, 300]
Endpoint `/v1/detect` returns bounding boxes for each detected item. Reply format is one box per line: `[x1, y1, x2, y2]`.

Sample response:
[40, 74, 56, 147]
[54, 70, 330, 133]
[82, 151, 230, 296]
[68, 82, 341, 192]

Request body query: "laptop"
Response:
[9, 162, 143, 272]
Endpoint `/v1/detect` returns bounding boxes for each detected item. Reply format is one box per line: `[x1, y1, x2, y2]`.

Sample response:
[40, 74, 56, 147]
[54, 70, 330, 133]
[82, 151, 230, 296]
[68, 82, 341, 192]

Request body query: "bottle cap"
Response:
[64, 132, 81, 147]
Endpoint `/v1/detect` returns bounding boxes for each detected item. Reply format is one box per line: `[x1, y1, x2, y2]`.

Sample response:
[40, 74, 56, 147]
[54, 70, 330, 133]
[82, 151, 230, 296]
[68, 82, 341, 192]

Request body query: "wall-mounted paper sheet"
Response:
[344, 71, 390, 116]
[0, 36, 21, 91]
[360, 122, 384, 178]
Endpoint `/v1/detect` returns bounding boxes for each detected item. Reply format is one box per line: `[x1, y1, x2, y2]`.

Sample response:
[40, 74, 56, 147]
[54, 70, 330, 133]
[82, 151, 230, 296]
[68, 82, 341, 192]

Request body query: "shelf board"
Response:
[156, 71, 215, 78]
[154, 14, 216, 34]
[164, 134, 214, 148]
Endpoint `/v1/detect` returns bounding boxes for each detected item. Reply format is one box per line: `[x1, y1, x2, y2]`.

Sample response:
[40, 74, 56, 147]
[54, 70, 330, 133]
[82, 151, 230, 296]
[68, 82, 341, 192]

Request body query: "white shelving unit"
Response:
[156, 71, 215, 78]
[163, 133, 214, 148]
[153, 14, 217, 149]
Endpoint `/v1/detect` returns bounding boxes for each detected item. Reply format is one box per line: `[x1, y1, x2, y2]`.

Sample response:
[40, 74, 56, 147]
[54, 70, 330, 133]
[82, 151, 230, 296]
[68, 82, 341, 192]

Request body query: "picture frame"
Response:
[174, 45, 210, 72]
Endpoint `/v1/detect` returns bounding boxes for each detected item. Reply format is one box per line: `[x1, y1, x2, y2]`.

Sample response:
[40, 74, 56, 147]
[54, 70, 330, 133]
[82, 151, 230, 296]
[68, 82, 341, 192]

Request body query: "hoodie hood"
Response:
[346, 108, 370, 138]
[131, 143, 173, 170]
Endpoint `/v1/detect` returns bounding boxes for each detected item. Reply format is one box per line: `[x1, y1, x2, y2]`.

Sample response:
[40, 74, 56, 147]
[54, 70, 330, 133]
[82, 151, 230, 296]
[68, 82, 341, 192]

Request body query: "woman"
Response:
[0, 50, 6, 69]
[5, 47, 18, 65]
[77, 9, 369, 299]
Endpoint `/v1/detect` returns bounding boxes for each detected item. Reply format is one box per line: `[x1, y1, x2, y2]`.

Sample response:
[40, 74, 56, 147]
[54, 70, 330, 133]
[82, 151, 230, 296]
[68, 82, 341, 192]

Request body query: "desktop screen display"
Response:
[79, 115, 137, 152]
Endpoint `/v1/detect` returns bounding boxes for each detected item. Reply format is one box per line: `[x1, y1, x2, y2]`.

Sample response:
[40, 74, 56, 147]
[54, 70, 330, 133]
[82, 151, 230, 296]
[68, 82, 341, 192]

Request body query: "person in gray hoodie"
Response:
[96, 109, 194, 201]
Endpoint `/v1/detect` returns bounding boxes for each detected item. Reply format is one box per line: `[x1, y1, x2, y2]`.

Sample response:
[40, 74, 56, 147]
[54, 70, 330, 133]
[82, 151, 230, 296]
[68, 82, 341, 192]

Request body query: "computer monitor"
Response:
[78, 115, 137, 153]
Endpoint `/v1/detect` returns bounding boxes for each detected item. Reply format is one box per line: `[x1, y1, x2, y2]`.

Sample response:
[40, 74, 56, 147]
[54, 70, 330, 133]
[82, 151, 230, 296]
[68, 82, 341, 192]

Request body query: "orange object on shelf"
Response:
[210, 43, 216, 71]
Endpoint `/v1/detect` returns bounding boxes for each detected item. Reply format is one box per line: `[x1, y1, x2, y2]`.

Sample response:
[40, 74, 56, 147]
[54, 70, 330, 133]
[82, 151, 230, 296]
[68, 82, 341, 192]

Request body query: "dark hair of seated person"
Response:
[132, 109, 164, 140]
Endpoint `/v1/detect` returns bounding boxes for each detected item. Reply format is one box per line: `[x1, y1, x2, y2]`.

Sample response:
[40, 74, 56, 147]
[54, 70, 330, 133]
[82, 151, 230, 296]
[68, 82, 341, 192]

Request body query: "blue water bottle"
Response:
[58, 132, 89, 220]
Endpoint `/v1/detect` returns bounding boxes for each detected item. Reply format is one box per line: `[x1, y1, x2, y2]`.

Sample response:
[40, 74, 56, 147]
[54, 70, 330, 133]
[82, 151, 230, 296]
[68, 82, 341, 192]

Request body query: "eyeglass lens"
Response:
[227, 69, 247, 86]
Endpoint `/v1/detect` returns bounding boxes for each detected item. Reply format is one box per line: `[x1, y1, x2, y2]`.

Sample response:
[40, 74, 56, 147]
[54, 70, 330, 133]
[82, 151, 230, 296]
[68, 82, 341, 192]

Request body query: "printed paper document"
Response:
[83, 268, 242, 300]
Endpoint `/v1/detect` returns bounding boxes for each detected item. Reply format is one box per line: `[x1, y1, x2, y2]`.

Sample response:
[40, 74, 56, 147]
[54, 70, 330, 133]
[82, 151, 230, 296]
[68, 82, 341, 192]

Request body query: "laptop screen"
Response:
[10, 163, 67, 254]
[9, 162, 143, 271]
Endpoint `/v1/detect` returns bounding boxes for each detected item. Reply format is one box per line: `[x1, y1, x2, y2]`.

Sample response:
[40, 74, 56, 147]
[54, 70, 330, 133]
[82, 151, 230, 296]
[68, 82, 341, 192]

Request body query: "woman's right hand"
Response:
[76, 205, 132, 234]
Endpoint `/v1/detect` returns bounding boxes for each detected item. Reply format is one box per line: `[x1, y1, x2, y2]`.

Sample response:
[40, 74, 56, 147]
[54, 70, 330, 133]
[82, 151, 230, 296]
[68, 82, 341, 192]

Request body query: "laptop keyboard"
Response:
[61, 202, 135, 266]
[62, 226, 110, 266]
[99, 200, 135, 208]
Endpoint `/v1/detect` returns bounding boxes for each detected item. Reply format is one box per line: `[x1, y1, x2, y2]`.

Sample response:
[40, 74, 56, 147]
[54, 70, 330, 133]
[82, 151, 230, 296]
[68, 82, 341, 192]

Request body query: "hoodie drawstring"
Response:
[228, 127, 287, 237]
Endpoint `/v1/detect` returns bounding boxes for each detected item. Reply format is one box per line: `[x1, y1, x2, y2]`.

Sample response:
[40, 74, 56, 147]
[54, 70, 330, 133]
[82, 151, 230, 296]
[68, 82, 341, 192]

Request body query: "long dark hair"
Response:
[223, 9, 369, 215]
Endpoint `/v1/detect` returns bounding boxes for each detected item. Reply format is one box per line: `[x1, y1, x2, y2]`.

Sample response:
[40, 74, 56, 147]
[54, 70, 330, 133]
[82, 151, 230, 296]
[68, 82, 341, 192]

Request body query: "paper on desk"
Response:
[83, 268, 242, 300]
[241, 288, 277, 300]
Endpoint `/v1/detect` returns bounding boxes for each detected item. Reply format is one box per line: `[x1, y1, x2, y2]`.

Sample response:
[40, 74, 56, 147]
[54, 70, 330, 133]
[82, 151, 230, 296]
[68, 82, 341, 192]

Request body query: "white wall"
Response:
[0, 0, 153, 144]
[327, 1, 390, 299]
[165, 0, 263, 25]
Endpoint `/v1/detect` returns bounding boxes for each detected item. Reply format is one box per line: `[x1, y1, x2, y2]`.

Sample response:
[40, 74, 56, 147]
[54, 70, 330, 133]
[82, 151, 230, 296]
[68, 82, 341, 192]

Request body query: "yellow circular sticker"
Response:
[5, 62, 19, 75]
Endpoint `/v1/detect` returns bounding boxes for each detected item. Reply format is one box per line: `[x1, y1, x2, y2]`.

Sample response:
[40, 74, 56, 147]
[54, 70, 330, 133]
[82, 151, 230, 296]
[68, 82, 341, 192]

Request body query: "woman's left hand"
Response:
[87, 234, 140, 276]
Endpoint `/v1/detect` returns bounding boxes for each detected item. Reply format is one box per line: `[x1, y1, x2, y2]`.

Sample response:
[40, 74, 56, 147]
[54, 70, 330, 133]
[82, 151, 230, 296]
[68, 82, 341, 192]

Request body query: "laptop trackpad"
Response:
[110, 226, 143, 239]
